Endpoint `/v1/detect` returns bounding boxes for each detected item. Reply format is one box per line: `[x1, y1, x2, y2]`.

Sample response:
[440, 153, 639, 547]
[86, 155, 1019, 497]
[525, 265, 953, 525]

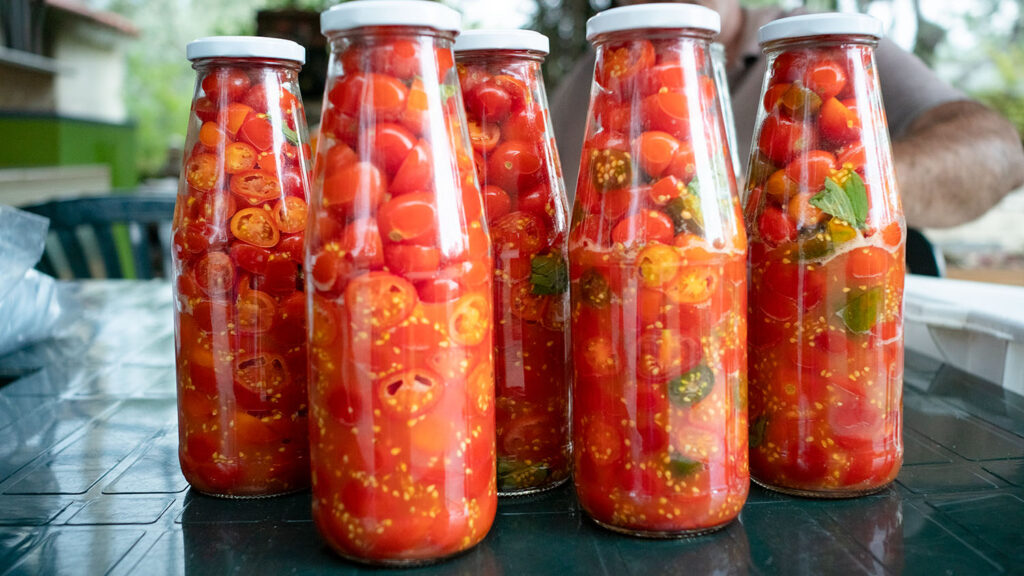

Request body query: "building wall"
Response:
[0, 66, 56, 112]
[51, 15, 129, 124]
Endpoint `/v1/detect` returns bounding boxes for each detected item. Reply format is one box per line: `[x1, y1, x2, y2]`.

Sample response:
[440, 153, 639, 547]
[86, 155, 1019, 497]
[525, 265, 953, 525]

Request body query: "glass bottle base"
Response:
[498, 474, 570, 498]
[588, 515, 735, 539]
[751, 476, 893, 499]
[188, 486, 308, 500]
[331, 545, 474, 568]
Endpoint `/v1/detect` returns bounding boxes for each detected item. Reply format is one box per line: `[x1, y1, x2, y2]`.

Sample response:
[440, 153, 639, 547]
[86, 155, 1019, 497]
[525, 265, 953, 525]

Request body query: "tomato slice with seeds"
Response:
[376, 369, 442, 419]
[224, 142, 257, 174]
[233, 352, 291, 412]
[185, 153, 220, 192]
[344, 271, 417, 330]
[230, 207, 280, 248]
[597, 40, 655, 93]
[491, 210, 548, 256]
[236, 289, 276, 333]
[273, 196, 307, 234]
[194, 252, 235, 297]
[230, 170, 281, 205]
[449, 293, 490, 346]
[467, 120, 501, 153]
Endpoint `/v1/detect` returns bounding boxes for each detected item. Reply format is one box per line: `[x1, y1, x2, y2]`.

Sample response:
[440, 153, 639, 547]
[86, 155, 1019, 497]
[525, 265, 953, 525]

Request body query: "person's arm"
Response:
[893, 100, 1024, 228]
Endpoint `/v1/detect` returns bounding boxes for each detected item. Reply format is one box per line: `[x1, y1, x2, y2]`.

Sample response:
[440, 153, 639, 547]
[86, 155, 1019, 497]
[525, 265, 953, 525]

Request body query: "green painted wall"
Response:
[0, 114, 138, 187]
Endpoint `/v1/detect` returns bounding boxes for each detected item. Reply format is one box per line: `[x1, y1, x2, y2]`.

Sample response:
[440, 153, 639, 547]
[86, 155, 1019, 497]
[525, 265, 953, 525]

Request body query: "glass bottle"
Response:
[173, 37, 312, 497]
[569, 4, 749, 537]
[308, 1, 495, 565]
[744, 14, 905, 497]
[454, 30, 571, 497]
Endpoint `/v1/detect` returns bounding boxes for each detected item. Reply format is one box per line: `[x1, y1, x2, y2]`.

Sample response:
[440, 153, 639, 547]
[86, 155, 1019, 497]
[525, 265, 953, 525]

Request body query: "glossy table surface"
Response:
[0, 280, 1022, 575]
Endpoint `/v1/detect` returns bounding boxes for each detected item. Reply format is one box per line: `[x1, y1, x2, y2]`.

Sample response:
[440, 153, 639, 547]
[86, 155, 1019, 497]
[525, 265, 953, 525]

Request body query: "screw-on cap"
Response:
[586, 4, 720, 41]
[455, 29, 549, 55]
[759, 13, 884, 45]
[186, 36, 305, 64]
[321, 1, 461, 35]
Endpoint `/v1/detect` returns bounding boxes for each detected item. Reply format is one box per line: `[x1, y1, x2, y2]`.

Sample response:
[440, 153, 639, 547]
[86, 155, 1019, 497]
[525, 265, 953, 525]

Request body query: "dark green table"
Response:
[0, 281, 1022, 575]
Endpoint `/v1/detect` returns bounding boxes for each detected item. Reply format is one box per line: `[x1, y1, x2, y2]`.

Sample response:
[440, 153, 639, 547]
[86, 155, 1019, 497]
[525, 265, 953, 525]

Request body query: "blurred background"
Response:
[0, 0, 1021, 283]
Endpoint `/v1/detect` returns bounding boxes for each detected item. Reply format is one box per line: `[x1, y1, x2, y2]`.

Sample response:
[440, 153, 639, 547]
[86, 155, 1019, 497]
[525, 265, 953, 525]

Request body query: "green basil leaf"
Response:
[530, 254, 568, 296]
[282, 124, 299, 146]
[841, 287, 883, 333]
[810, 173, 869, 229]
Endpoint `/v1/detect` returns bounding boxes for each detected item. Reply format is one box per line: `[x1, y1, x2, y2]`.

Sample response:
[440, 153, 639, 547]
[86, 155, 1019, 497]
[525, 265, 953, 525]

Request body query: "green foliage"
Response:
[971, 44, 1024, 138]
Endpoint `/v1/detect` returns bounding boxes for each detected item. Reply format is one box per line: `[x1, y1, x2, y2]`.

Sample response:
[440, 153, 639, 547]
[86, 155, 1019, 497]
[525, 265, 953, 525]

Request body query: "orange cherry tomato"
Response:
[185, 153, 220, 192]
[635, 131, 681, 178]
[224, 142, 257, 174]
[449, 293, 490, 346]
[273, 196, 307, 234]
[198, 121, 226, 148]
[230, 207, 280, 248]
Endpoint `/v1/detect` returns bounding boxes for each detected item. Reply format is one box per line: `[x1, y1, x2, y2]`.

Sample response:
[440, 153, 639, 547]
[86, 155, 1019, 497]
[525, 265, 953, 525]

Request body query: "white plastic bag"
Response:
[0, 205, 74, 356]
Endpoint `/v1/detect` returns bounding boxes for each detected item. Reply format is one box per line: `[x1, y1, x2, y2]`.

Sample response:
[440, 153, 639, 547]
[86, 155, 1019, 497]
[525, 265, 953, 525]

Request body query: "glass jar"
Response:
[744, 14, 905, 497]
[454, 30, 571, 497]
[569, 4, 749, 537]
[309, 1, 495, 565]
[173, 37, 312, 497]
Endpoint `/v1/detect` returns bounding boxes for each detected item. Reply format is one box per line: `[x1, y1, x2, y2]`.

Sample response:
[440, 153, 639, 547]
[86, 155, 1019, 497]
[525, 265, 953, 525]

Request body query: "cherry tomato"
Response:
[466, 81, 512, 122]
[238, 116, 274, 151]
[185, 153, 220, 192]
[416, 278, 462, 303]
[785, 150, 837, 192]
[787, 192, 826, 228]
[765, 169, 801, 200]
[231, 207, 280, 248]
[224, 142, 257, 174]
[230, 244, 272, 275]
[487, 141, 542, 192]
[230, 170, 281, 205]
[376, 369, 442, 419]
[279, 234, 304, 264]
[221, 102, 253, 136]
[198, 121, 226, 149]
[322, 161, 384, 214]
[802, 58, 847, 101]
[635, 131, 681, 178]
[467, 120, 501, 154]
[846, 246, 889, 280]
[384, 243, 441, 279]
[597, 40, 655, 94]
[329, 73, 408, 119]
[345, 272, 417, 330]
[639, 63, 685, 96]
[378, 192, 437, 245]
[449, 293, 490, 346]
[758, 114, 817, 166]
[233, 352, 291, 412]
[641, 91, 689, 137]
[482, 185, 512, 222]
[757, 206, 797, 247]
[390, 140, 432, 195]
[611, 210, 674, 246]
[194, 252, 235, 298]
[202, 68, 250, 101]
[273, 196, 307, 234]
[491, 211, 548, 256]
[236, 289, 276, 333]
[194, 97, 216, 122]
[819, 97, 861, 145]
[370, 122, 416, 174]
[369, 39, 422, 79]
[321, 142, 358, 179]
[637, 243, 680, 288]
[339, 217, 385, 269]
[836, 141, 867, 171]
[501, 107, 546, 142]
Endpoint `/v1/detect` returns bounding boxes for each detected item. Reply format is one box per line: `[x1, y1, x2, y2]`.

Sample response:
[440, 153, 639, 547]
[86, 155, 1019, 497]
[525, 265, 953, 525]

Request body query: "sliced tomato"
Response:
[232, 352, 291, 412]
[194, 252, 235, 297]
[376, 369, 442, 419]
[468, 120, 501, 153]
[272, 196, 307, 234]
[230, 170, 281, 205]
[230, 207, 280, 248]
[236, 289, 276, 333]
[345, 271, 417, 330]
[611, 210, 674, 246]
[224, 142, 257, 174]
[185, 153, 220, 192]
[449, 293, 490, 346]
[491, 210, 548, 256]
[597, 39, 655, 94]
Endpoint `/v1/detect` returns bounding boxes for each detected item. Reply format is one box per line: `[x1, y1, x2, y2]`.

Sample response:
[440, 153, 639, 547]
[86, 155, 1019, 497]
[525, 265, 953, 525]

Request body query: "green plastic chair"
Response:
[21, 194, 177, 279]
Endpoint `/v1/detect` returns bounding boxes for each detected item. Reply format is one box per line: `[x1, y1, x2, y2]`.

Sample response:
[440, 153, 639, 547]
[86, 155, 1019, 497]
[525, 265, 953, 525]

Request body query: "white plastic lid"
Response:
[186, 36, 305, 64]
[586, 4, 720, 41]
[455, 29, 549, 55]
[321, 1, 461, 35]
[759, 13, 884, 45]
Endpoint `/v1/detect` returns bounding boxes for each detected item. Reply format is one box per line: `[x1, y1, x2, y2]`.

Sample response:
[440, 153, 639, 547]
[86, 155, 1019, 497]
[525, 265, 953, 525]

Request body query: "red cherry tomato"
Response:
[467, 120, 501, 153]
[194, 252, 235, 297]
[641, 91, 689, 137]
[756, 206, 797, 247]
[416, 278, 462, 303]
[340, 217, 385, 269]
[384, 244, 442, 280]
[597, 40, 655, 94]
[611, 210, 674, 246]
[238, 116, 274, 151]
[345, 271, 417, 330]
[201, 68, 250, 101]
[230, 207, 280, 248]
[802, 58, 847, 101]
[329, 73, 409, 120]
[784, 150, 837, 192]
[482, 185, 512, 223]
[378, 192, 437, 245]
[236, 289, 276, 333]
[635, 131, 681, 178]
[487, 141, 542, 191]
[185, 153, 220, 192]
[390, 139, 433, 195]
[758, 114, 818, 166]
[370, 122, 416, 175]
[230, 244, 272, 275]
[466, 81, 512, 122]
[322, 161, 384, 214]
[273, 196, 307, 234]
[491, 210, 548, 256]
